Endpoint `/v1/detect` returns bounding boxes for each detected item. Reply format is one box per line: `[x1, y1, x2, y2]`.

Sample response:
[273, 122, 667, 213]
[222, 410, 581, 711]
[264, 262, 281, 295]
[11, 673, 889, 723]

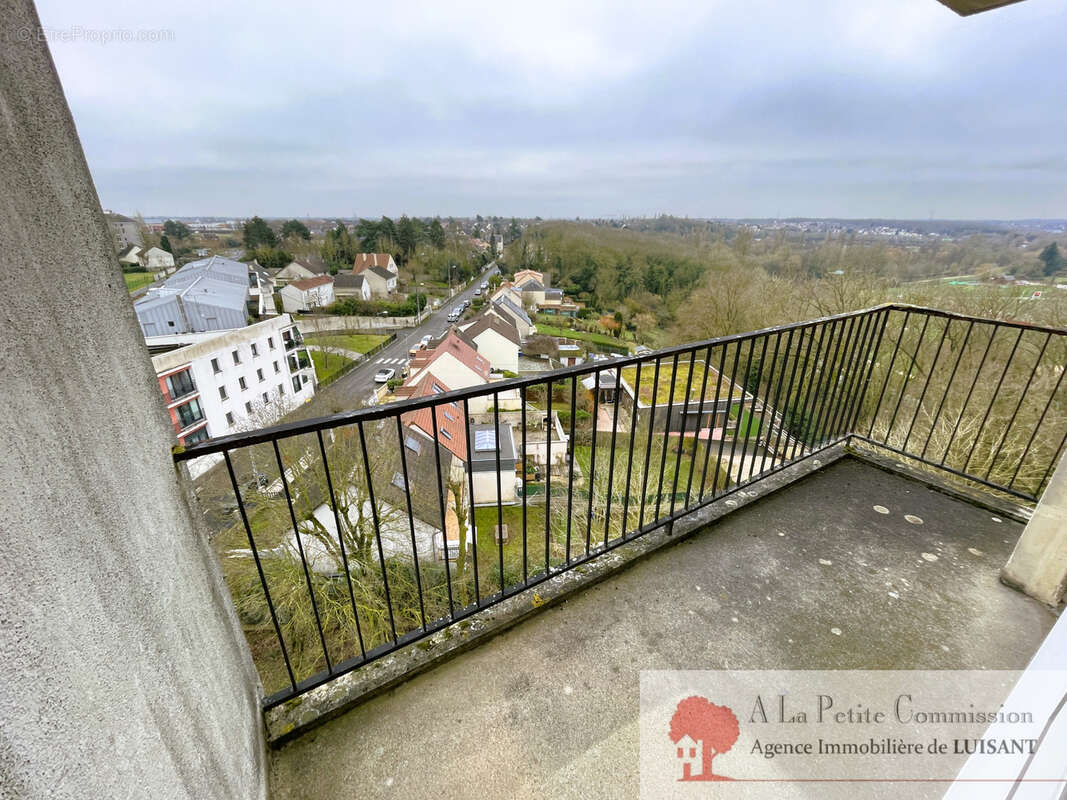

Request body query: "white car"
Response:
[373, 368, 395, 383]
[480, 281, 489, 290]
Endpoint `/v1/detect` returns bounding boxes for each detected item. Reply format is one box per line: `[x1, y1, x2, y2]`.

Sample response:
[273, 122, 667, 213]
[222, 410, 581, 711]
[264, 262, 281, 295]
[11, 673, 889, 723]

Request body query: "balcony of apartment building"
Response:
[5, 5, 1066, 798]
[170, 304, 1066, 799]
[283, 328, 305, 351]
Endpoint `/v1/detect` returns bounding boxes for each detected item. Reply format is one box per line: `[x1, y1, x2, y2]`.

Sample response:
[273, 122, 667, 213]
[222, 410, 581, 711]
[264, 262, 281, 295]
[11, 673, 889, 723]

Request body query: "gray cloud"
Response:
[35, 0, 1067, 218]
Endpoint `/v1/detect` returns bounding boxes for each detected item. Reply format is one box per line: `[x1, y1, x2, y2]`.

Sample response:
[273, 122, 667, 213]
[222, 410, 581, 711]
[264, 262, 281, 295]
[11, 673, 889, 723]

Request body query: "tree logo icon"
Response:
[668, 695, 740, 781]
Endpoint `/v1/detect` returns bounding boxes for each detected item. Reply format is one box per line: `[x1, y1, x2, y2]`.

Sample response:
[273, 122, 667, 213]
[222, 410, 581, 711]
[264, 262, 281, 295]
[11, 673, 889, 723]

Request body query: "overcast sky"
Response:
[35, 0, 1067, 220]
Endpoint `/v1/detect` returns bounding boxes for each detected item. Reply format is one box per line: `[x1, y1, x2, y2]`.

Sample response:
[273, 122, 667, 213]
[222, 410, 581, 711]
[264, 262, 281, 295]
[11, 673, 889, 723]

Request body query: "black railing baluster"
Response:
[317, 430, 371, 651]
[224, 450, 297, 691]
[393, 418, 427, 632]
[563, 377, 574, 564]
[710, 342, 740, 497]
[462, 398, 480, 607]
[724, 341, 754, 491]
[428, 407, 455, 618]
[986, 332, 1052, 481]
[669, 348, 698, 519]
[819, 314, 868, 446]
[766, 328, 799, 470]
[604, 361, 622, 547]
[919, 320, 974, 460]
[493, 392, 505, 597]
[771, 326, 806, 464]
[791, 320, 829, 458]
[638, 358, 661, 528]
[655, 354, 681, 521]
[685, 344, 715, 507]
[884, 315, 931, 445]
[355, 423, 398, 646]
[844, 310, 890, 435]
[830, 312, 877, 441]
[807, 319, 848, 449]
[962, 328, 1024, 475]
[741, 335, 770, 483]
[867, 310, 911, 439]
[621, 360, 642, 535]
[900, 317, 951, 453]
[939, 323, 999, 467]
[520, 386, 528, 585]
[754, 332, 784, 478]
[547, 380, 555, 572]
[586, 369, 600, 555]
[273, 438, 333, 671]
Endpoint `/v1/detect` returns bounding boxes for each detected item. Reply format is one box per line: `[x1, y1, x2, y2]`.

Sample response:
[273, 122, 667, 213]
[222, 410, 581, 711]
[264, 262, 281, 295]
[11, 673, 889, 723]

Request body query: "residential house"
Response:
[399, 330, 491, 394]
[280, 275, 335, 312]
[118, 244, 142, 267]
[512, 268, 544, 286]
[105, 211, 142, 250]
[359, 266, 397, 297]
[516, 276, 546, 308]
[492, 234, 504, 255]
[353, 253, 398, 275]
[538, 288, 581, 317]
[490, 282, 523, 307]
[149, 314, 316, 448]
[273, 260, 321, 285]
[134, 255, 250, 336]
[487, 297, 535, 339]
[141, 246, 175, 272]
[468, 423, 518, 506]
[333, 272, 372, 301]
[459, 313, 521, 373]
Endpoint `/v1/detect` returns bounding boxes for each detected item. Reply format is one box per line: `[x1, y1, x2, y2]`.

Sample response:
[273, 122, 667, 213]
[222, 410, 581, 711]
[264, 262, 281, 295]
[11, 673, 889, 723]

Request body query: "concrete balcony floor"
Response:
[270, 458, 1059, 799]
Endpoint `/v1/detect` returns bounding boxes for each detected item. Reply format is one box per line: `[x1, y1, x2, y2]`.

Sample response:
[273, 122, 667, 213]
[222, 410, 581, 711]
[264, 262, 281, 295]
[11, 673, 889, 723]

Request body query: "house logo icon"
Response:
[668, 695, 740, 781]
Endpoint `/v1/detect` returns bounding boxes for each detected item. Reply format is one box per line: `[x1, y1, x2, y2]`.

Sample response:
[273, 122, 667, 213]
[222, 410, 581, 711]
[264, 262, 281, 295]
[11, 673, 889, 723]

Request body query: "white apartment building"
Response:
[151, 314, 317, 448]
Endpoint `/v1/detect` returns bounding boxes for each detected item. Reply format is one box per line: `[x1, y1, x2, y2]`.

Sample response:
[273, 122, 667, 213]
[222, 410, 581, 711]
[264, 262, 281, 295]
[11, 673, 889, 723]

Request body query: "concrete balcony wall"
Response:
[0, 3, 266, 798]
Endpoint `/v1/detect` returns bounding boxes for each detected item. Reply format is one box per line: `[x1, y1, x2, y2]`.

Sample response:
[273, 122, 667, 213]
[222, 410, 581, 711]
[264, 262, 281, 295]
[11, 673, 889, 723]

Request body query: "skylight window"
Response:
[443, 410, 455, 422]
[474, 429, 496, 451]
[440, 428, 453, 440]
[404, 435, 421, 454]
[391, 472, 407, 491]
[432, 383, 445, 395]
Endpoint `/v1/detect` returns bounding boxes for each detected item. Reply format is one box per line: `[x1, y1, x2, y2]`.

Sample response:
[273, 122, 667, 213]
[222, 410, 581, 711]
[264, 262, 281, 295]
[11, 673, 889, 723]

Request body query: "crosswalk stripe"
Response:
[375, 358, 385, 364]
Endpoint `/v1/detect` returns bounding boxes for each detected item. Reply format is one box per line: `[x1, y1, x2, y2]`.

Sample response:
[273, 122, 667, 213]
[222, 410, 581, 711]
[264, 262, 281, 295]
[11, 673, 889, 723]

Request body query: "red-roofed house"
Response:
[353, 253, 398, 275]
[279, 274, 335, 312]
[401, 331, 491, 394]
[459, 313, 521, 373]
[400, 374, 469, 463]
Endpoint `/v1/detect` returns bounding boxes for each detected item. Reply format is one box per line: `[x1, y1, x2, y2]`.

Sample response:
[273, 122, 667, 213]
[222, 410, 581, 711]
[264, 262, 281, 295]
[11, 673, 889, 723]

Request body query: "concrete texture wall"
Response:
[1002, 450, 1067, 606]
[0, 4, 268, 799]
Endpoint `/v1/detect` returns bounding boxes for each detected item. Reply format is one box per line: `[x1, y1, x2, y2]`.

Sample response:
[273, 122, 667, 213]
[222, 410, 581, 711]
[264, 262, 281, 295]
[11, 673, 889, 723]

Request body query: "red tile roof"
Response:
[353, 253, 395, 273]
[400, 374, 467, 461]
[407, 331, 491, 383]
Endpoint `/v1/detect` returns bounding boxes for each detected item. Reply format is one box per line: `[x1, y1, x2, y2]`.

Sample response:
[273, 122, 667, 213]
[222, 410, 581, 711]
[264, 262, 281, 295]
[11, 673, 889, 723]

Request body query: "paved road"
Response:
[316, 262, 499, 409]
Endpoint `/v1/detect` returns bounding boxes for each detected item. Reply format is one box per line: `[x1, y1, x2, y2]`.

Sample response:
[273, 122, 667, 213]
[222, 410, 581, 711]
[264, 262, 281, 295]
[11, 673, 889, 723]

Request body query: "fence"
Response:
[175, 304, 1067, 708]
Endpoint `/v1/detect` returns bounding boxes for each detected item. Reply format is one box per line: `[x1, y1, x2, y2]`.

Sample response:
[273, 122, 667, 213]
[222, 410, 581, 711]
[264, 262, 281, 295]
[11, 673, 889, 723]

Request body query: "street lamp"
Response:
[416, 281, 426, 323]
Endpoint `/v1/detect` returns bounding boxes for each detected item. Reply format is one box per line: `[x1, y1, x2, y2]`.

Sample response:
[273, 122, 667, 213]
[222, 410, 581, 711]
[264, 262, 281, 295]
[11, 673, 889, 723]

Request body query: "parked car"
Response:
[473, 288, 482, 297]
[480, 281, 489, 290]
[373, 368, 395, 383]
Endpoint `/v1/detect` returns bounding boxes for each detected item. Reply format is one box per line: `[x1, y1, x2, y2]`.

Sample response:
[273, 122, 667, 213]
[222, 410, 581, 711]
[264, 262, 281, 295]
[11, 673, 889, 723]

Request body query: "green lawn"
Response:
[304, 333, 388, 354]
[534, 322, 631, 351]
[728, 404, 763, 437]
[620, 361, 745, 406]
[123, 272, 155, 293]
[309, 350, 354, 384]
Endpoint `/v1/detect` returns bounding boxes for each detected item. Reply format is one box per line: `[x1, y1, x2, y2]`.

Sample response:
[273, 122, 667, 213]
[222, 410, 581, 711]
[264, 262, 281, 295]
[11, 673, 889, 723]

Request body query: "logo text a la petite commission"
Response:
[747, 694, 1032, 725]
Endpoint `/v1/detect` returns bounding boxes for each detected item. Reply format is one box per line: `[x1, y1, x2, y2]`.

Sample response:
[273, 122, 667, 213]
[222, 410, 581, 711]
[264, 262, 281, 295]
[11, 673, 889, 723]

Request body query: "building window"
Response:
[225, 412, 235, 426]
[262, 392, 269, 404]
[251, 343, 259, 357]
[184, 427, 209, 445]
[278, 384, 285, 396]
[211, 358, 221, 374]
[292, 376, 301, 393]
[391, 471, 407, 491]
[232, 350, 241, 365]
[257, 368, 264, 382]
[239, 377, 247, 391]
[440, 428, 453, 440]
[245, 401, 252, 414]
[301, 374, 308, 384]
[268, 337, 275, 350]
[218, 386, 228, 400]
[404, 435, 421, 454]
[175, 398, 204, 429]
[274, 360, 280, 374]
[164, 370, 196, 402]
[443, 409, 455, 422]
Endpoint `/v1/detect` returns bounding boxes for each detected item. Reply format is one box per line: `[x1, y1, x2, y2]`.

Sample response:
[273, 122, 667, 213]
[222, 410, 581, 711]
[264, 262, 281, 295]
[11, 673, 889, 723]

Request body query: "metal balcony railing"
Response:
[174, 305, 1067, 708]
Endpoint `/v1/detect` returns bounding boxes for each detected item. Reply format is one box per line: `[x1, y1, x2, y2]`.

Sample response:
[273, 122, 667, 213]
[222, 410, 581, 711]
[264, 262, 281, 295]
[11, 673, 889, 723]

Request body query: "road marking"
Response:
[375, 358, 385, 364]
